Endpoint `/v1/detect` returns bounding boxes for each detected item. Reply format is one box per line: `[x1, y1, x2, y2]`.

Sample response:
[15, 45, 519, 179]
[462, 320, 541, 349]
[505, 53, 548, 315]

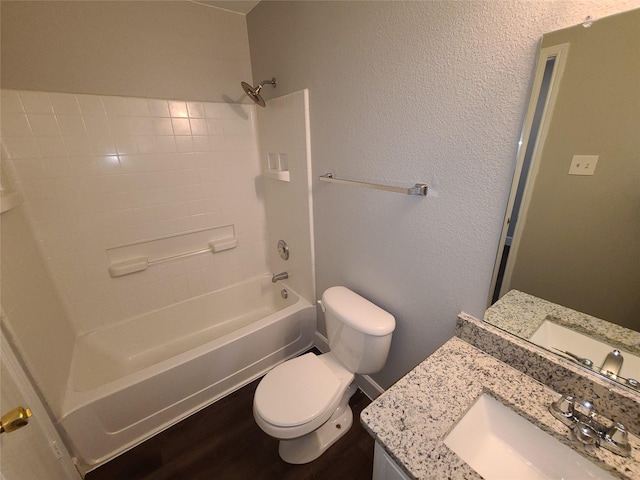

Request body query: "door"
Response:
[0, 334, 81, 480]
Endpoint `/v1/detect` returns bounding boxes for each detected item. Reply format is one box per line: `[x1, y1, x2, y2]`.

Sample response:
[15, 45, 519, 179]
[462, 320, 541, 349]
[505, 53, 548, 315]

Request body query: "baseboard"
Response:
[313, 332, 385, 401]
[313, 331, 330, 352]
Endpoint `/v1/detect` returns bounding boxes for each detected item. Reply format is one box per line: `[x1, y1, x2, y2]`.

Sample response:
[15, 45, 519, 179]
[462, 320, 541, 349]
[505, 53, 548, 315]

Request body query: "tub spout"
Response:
[272, 272, 288, 283]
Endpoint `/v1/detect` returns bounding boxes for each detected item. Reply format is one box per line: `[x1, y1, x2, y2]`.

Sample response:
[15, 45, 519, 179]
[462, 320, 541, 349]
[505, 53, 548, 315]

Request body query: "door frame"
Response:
[1, 331, 82, 479]
[488, 43, 570, 304]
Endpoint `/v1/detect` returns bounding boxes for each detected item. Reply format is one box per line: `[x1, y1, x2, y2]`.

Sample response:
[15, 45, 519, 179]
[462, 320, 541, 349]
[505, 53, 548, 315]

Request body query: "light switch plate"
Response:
[568, 155, 599, 175]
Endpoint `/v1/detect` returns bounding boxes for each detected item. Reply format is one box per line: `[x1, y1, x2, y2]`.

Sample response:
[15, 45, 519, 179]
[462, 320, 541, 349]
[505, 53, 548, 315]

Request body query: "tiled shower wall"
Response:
[1, 90, 269, 334]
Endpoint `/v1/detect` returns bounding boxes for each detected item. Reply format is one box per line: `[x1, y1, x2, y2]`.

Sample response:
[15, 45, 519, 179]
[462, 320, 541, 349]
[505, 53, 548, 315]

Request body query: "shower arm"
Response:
[257, 77, 277, 91]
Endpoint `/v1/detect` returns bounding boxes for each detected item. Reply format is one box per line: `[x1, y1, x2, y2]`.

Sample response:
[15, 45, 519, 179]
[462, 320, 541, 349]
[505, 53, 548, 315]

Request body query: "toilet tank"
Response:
[321, 286, 395, 374]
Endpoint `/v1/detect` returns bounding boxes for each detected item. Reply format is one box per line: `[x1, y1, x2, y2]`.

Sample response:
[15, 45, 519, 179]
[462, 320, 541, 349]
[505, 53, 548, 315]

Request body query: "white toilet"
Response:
[253, 286, 395, 464]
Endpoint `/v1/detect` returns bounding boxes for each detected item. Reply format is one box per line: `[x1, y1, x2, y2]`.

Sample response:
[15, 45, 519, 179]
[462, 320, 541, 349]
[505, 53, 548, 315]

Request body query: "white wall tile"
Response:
[223, 118, 253, 135]
[88, 135, 117, 156]
[77, 95, 106, 116]
[171, 118, 191, 136]
[26, 114, 62, 136]
[2, 113, 34, 136]
[49, 93, 81, 114]
[56, 114, 87, 137]
[126, 98, 151, 116]
[19, 91, 53, 113]
[131, 117, 156, 136]
[175, 136, 194, 153]
[2, 136, 40, 159]
[156, 136, 177, 153]
[12, 158, 48, 180]
[36, 137, 67, 157]
[187, 102, 205, 118]
[192, 136, 210, 152]
[148, 99, 170, 117]
[153, 118, 174, 136]
[63, 135, 92, 156]
[83, 115, 111, 135]
[136, 136, 159, 154]
[2, 89, 268, 334]
[109, 116, 134, 137]
[1, 90, 24, 112]
[102, 96, 130, 116]
[206, 119, 224, 135]
[203, 103, 222, 118]
[95, 155, 122, 175]
[169, 101, 188, 118]
[114, 135, 139, 155]
[189, 119, 208, 136]
[63, 135, 93, 156]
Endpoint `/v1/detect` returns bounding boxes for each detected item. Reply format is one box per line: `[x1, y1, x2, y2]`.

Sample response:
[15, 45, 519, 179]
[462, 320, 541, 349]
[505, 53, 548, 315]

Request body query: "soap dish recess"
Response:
[263, 170, 290, 182]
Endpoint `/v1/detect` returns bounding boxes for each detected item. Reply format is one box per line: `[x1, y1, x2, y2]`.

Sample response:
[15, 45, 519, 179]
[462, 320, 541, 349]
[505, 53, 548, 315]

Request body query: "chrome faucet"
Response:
[600, 349, 623, 379]
[550, 395, 631, 457]
[271, 272, 288, 283]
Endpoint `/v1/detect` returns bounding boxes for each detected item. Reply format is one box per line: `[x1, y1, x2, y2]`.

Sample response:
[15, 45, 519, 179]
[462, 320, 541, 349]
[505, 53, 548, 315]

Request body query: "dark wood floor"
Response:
[86, 378, 374, 480]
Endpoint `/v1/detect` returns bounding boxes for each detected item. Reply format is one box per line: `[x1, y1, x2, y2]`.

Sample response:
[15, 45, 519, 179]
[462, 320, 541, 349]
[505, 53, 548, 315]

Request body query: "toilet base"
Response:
[278, 384, 357, 464]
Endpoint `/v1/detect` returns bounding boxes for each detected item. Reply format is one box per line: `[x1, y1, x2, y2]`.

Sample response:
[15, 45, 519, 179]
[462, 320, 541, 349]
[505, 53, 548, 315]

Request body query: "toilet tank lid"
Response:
[322, 286, 395, 336]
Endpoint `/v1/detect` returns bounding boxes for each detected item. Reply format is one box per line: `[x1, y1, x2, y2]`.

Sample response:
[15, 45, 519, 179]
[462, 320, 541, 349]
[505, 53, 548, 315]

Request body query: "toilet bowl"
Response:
[253, 286, 395, 464]
[253, 352, 356, 463]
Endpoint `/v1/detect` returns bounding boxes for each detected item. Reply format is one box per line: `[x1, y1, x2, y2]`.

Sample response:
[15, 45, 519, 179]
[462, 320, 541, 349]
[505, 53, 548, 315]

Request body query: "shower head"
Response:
[240, 77, 277, 107]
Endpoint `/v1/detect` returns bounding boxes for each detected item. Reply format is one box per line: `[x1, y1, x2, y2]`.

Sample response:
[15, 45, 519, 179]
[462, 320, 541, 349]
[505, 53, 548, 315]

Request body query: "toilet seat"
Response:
[254, 353, 343, 427]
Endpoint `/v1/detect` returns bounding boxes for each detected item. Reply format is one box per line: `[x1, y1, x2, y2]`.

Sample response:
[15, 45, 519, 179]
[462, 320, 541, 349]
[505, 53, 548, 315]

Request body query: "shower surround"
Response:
[1, 89, 269, 335]
[1, 88, 316, 469]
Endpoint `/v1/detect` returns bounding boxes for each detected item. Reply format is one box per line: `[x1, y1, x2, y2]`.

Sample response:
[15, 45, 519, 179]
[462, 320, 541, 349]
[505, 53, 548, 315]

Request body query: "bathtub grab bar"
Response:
[319, 173, 428, 196]
[108, 237, 238, 277]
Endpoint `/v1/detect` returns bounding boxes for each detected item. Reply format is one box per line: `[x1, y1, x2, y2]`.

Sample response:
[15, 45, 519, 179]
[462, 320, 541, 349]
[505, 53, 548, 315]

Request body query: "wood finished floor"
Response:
[85, 378, 374, 480]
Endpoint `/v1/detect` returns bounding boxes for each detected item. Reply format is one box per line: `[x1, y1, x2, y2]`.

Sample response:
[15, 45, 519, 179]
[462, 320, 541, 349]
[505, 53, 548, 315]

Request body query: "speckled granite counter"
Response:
[361, 337, 640, 480]
[486, 290, 640, 356]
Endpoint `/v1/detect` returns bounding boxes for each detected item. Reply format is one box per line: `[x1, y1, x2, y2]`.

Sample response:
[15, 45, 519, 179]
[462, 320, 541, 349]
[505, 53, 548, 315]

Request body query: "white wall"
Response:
[1, 1, 253, 103]
[247, 1, 640, 388]
[1, 203, 75, 417]
[1, 90, 268, 334]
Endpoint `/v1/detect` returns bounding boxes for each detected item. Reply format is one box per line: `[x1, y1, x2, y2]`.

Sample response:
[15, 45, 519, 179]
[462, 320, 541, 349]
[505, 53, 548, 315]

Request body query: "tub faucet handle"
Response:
[271, 272, 288, 283]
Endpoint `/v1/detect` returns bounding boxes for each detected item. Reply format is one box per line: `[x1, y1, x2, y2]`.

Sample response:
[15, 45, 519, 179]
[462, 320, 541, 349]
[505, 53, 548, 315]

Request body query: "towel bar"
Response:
[319, 173, 427, 196]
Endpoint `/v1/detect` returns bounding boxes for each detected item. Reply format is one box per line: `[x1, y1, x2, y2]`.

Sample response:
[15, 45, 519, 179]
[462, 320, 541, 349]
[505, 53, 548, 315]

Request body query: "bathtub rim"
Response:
[74, 300, 316, 473]
[61, 276, 311, 418]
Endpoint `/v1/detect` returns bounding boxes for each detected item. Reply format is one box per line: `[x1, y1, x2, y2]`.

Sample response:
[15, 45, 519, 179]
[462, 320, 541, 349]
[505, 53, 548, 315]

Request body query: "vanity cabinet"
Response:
[372, 443, 411, 480]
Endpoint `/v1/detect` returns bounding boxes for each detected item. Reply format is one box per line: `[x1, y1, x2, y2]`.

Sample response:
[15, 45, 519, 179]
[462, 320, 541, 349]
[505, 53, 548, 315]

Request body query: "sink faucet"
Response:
[550, 395, 631, 457]
[600, 349, 623, 379]
[271, 272, 288, 283]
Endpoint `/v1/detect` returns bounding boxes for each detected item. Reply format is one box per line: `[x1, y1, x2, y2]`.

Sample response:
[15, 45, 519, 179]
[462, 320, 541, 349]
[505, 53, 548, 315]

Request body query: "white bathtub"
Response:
[59, 275, 315, 471]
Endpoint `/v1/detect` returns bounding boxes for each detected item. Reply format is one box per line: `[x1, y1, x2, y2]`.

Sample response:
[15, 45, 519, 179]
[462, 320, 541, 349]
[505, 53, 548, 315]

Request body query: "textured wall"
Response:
[1, 1, 252, 103]
[247, 1, 640, 388]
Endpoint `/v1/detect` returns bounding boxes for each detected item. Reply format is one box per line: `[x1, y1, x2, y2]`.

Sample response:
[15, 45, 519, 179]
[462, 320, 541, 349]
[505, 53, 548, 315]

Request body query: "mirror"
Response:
[487, 8, 640, 391]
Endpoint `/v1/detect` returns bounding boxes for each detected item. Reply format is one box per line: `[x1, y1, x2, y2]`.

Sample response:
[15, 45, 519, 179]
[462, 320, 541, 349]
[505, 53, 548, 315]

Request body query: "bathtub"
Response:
[58, 275, 315, 471]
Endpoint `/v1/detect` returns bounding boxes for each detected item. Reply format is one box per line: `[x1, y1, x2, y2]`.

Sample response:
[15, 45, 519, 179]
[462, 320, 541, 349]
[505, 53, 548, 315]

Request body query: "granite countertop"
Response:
[361, 337, 640, 480]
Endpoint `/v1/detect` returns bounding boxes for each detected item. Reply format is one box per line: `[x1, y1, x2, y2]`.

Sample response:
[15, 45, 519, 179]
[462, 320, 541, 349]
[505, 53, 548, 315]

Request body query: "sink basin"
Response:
[529, 320, 640, 381]
[444, 394, 616, 480]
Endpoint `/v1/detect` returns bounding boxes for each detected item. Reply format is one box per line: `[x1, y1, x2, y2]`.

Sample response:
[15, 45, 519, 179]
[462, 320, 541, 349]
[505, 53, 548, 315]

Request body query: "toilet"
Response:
[253, 286, 395, 464]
